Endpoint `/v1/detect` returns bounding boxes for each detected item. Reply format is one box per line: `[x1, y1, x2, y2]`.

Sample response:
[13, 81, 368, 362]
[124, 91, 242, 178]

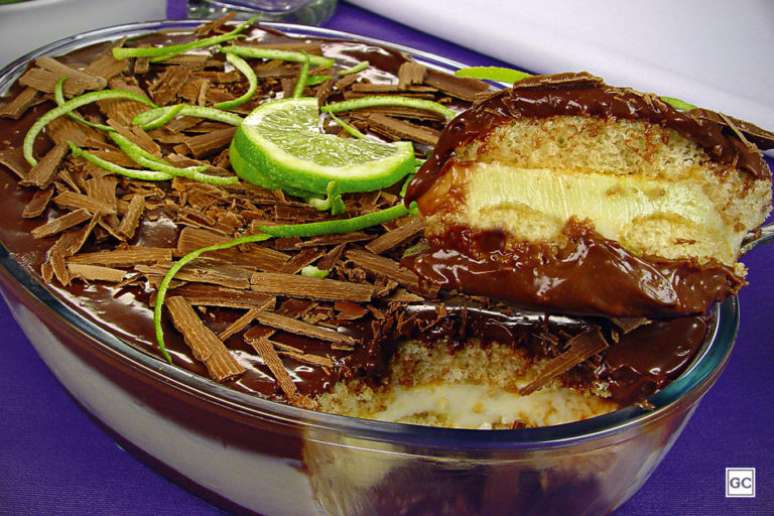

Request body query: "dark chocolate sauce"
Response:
[408, 224, 742, 318]
[602, 317, 708, 403]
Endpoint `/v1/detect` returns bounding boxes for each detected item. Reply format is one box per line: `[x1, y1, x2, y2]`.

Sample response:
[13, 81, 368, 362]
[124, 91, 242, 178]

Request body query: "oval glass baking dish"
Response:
[0, 20, 766, 515]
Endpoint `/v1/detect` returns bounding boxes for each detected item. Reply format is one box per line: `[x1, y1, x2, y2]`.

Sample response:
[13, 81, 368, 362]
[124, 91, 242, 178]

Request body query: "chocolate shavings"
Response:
[138, 260, 252, 290]
[67, 263, 127, 283]
[353, 113, 440, 146]
[162, 284, 275, 310]
[22, 188, 54, 219]
[0, 147, 31, 180]
[166, 296, 245, 382]
[20, 143, 68, 189]
[0, 88, 43, 120]
[31, 209, 91, 239]
[20, 57, 107, 95]
[398, 61, 427, 89]
[252, 310, 357, 345]
[183, 127, 237, 158]
[346, 249, 427, 293]
[150, 66, 193, 106]
[53, 191, 116, 215]
[219, 305, 265, 341]
[176, 227, 289, 271]
[365, 217, 424, 254]
[520, 328, 609, 395]
[117, 194, 145, 239]
[250, 272, 375, 302]
[68, 247, 173, 266]
[245, 334, 316, 408]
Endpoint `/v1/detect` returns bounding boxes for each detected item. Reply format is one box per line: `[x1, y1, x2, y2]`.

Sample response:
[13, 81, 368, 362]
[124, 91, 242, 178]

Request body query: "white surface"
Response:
[0, 0, 167, 68]
[351, 0, 774, 129]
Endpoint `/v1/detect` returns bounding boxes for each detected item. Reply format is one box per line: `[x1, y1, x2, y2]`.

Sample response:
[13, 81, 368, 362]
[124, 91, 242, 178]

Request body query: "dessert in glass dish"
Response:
[0, 15, 771, 514]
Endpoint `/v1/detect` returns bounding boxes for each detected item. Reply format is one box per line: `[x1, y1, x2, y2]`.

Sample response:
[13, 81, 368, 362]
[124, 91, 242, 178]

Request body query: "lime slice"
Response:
[231, 97, 416, 195]
[229, 139, 312, 198]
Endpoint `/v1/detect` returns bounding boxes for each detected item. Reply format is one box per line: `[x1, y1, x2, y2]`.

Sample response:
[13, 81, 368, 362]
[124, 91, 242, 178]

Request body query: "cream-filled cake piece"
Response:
[406, 73, 772, 317]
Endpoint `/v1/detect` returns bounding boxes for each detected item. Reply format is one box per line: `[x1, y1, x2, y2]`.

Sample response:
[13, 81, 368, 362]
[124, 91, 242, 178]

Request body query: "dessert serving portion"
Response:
[406, 72, 771, 318]
[0, 15, 771, 436]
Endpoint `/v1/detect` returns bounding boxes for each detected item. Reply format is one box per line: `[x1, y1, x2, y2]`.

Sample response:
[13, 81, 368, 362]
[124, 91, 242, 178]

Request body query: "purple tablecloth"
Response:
[1, 2, 772, 514]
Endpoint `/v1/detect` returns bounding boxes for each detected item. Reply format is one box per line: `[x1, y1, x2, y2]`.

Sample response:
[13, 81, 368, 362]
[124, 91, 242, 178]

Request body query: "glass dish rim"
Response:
[0, 19, 739, 452]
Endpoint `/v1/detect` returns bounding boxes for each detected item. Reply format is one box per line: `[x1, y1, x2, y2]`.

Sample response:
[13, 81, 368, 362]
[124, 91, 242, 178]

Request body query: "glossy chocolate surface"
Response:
[409, 224, 742, 318]
[602, 316, 709, 403]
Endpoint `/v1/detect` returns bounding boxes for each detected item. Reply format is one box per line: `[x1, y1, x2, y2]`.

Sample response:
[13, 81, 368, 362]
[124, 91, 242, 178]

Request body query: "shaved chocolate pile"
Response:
[0, 20, 709, 412]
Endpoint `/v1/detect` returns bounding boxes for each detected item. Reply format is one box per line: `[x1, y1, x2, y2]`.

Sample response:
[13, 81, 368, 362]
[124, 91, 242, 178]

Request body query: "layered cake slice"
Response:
[406, 72, 771, 317]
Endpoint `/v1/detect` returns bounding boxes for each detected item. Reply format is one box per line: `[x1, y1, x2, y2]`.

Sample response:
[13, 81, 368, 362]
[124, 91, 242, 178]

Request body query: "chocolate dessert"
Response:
[405, 73, 771, 318]
[0, 16, 770, 431]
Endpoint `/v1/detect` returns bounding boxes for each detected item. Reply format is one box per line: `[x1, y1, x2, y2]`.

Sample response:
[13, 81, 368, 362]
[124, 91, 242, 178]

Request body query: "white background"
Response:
[352, 0, 774, 129]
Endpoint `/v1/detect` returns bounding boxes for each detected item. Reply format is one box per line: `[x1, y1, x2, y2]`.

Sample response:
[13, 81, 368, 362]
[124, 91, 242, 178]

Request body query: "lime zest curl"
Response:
[23, 88, 157, 166]
[321, 95, 456, 121]
[139, 104, 185, 131]
[153, 233, 273, 362]
[454, 65, 698, 111]
[112, 16, 259, 63]
[67, 142, 172, 181]
[257, 203, 411, 238]
[109, 132, 239, 186]
[308, 181, 346, 215]
[339, 60, 369, 76]
[454, 66, 532, 84]
[220, 45, 334, 68]
[660, 96, 698, 111]
[306, 75, 332, 87]
[327, 112, 366, 139]
[292, 53, 311, 99]
[300, 265, 329, 279]
[54, 77, 114, 132]
[214, 52, 259, 110]
[132, 104, 244, 130]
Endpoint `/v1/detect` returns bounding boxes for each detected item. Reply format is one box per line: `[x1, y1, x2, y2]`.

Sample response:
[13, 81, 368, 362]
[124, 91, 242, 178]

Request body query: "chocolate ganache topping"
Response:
[0, 28, 720, 412]
[408, 223, 743, 318]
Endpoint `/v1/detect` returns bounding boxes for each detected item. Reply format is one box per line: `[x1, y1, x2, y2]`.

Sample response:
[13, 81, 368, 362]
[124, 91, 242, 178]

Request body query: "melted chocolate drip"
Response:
[408, 224, 742, 318]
